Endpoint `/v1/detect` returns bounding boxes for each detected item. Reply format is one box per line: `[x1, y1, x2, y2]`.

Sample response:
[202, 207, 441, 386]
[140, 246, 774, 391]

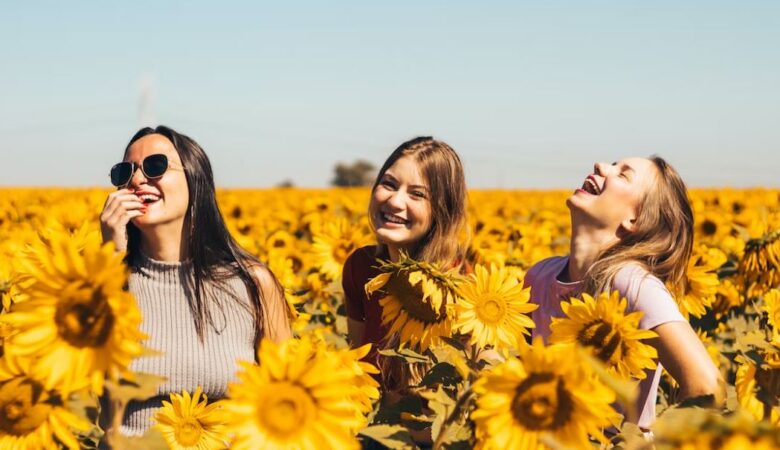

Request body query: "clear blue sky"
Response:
[1, 1, 778, 188]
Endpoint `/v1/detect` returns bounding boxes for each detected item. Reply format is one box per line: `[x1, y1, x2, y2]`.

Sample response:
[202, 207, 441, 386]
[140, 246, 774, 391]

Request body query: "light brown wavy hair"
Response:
[581, 155, 694, 298]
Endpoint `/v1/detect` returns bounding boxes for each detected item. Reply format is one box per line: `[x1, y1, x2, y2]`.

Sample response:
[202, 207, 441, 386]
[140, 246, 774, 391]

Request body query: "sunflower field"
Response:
[0, 187, 779, 449]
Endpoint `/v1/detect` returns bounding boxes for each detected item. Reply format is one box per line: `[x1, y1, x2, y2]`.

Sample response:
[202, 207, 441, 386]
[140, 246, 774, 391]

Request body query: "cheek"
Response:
[603, 184, 641, 217]
[162, 177, 189, 215]
[410, 203, 433, 229]
[368, 191, 382, 211]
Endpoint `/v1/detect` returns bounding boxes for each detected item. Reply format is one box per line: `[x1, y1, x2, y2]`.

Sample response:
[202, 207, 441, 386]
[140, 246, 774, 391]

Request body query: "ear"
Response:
[619, 217, 638, 235]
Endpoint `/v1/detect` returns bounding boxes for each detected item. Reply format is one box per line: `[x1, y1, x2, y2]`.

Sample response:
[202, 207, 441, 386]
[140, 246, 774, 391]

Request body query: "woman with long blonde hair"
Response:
[524, 156, 722, 430]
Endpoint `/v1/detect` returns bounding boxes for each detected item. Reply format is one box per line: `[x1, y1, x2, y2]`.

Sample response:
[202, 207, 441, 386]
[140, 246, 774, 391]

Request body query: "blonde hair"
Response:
[371, 136, 469, 392]
[582, 156, 694, 297]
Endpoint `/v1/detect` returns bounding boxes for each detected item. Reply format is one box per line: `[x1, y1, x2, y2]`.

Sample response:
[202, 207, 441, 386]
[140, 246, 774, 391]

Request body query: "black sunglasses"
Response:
[109, 154, 183, 187]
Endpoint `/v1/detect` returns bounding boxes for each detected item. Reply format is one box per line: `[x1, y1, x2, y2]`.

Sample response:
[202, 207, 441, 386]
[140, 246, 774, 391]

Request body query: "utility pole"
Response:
[138, 74, 156, 128]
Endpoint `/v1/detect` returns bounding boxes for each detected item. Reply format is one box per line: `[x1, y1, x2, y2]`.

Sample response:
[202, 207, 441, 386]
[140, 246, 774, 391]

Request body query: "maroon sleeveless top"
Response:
[342, 245, 390, 364]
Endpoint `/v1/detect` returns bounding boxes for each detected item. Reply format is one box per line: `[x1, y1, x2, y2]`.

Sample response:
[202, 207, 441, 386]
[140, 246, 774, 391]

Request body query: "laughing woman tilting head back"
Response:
[524, 156, 723, 430]
[99, 126, 292, 437]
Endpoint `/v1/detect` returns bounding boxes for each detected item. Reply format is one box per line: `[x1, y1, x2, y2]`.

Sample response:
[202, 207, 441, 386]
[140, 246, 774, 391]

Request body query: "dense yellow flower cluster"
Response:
[0, 187, 778, 449]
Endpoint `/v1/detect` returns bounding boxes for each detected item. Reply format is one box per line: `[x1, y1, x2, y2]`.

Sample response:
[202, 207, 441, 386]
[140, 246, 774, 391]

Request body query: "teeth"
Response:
[139, 194, 160, 202]
[582, 179, 601, 195]
[382, 213, 407, 225]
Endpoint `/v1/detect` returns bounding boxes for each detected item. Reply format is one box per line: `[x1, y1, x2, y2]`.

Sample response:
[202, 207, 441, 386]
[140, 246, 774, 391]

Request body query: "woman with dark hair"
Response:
[99, 126, 291, 435]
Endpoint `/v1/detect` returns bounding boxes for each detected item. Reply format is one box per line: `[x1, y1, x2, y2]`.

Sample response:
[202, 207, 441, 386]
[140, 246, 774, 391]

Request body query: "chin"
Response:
[375, 229, 415, 248]
[131, 214, 167, 228]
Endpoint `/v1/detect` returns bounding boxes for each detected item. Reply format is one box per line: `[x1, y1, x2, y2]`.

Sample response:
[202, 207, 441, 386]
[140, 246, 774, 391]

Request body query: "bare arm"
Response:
[252, 265, 292, 343]
[650, 321, 724, 403]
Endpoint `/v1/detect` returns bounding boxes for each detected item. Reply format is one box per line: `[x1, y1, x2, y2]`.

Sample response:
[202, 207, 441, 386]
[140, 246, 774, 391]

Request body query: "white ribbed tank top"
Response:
[120, 252, 256, 436]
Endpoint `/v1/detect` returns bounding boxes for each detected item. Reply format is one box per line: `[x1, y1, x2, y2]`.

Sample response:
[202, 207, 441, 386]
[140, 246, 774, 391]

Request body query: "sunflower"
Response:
[673, 245, 727, 318]
[651, 408, 780, 450]
[310, 218, 371, 281]
[264, 229, 297, 255]
[0, 229, 146, 395]
[549, 290, 658, 380]
[455, 263, 537, 350]
[695, 211, 728, 243]
[0, 355, 91, 450]
[764, 289, 780, 334]
[154, 386, 229, 450]
[739, 229, 780, 296]
[712, 277, 744, 318]
[367, 254, 464, 351]
[335, 343, 381, 413]
[735, 351, 780, 425]
[0, 262, 18, 312]
[472, 339, 620, 450]
[223, 337, 376, 450]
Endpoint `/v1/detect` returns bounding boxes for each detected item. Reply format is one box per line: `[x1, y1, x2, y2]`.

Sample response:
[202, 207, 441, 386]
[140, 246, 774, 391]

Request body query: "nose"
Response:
[386, 190, 406, 211]
[128, 164, 148, 188]
[593, 162, 609, 177]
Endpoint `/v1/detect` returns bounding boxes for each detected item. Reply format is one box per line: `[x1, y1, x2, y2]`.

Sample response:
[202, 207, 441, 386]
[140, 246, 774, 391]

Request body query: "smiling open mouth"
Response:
[138, 194, 161, 204]
[581, 177, 602, 195]
[381, 212, 409, 225]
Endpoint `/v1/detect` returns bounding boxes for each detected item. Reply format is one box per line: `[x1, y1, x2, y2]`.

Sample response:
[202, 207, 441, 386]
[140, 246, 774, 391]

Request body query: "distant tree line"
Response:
[331, 160, 376, 187]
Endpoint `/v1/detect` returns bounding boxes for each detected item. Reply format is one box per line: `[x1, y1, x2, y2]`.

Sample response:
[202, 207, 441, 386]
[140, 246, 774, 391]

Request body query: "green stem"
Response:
[432, 386, 473, 450]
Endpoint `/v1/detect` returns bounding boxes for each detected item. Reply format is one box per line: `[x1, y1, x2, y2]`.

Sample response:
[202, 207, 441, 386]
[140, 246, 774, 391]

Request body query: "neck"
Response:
[566, 222, 617, 283]
[387, 244, 401, 263]
[139, 221, 188, 262]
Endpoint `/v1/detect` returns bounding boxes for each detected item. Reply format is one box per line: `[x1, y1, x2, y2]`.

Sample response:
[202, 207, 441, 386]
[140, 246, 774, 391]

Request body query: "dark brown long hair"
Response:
[582, 155, 694, 297]
[371, 136, 469, 267]
[123, 126, 283, 347]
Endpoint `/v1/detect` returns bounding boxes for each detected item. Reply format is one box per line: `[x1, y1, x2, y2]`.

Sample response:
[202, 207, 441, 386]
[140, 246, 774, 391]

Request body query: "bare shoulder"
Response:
[247, 263, 282, 294]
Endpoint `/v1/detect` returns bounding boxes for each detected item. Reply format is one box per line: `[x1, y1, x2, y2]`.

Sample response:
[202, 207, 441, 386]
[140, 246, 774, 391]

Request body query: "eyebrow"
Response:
[613, 162, 635, 173]
[382, 172, 428, 190]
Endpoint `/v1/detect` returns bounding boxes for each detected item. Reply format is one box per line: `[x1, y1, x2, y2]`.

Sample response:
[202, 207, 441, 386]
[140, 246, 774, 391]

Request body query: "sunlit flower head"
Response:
[550, 290, 658, 380]
[472, 339, 620, 450]
[455, 263, 536, 350]
[0, 228, 146, 395]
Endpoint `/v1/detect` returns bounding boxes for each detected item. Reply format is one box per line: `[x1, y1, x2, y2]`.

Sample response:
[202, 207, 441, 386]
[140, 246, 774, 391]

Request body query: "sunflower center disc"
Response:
[175, 417, 203, 447]
[333, 243, 352, 264]
[387, 274, 444, 324]
[701, 220, 718, 236]
[261, 384, 314, 437]
[54, 287, 115, 348]
[578, 320, 622, 363]
[476, 296, 505, 325]
[0, 378, 53, 435]
[511, 372, 572, 431]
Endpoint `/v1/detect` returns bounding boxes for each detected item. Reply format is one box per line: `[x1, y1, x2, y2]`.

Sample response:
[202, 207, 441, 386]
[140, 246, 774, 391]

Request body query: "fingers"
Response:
[104, 202, 147, 226]
[100, 189, 149, 239]
[101, 190, 147, 222]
